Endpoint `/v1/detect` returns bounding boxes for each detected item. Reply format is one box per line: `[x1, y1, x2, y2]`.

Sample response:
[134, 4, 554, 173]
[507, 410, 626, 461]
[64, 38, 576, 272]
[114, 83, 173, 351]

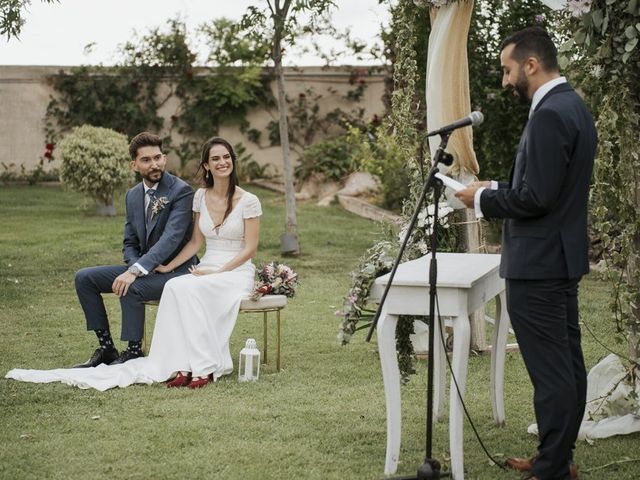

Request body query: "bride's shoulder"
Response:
[193, 188, 207, 209]
[239, 189, 262, 218]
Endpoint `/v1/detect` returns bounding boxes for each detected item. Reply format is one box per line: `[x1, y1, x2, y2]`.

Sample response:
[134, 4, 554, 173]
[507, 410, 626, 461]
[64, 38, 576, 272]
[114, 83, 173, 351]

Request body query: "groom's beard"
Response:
[143, 169, 164, 185]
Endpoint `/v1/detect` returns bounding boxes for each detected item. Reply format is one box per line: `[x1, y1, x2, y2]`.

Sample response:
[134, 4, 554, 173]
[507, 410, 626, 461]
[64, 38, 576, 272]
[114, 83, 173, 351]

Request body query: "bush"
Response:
[59, 125, 133, 212]
[295, 135, 356, 182]
[346, 126, 411, 212]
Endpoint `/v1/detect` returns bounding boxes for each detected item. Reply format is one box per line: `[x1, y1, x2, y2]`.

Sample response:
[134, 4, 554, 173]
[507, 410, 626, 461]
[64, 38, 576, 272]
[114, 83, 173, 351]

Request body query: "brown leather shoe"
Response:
[505, 456, 578, 479]
[505, 457, 535, 472]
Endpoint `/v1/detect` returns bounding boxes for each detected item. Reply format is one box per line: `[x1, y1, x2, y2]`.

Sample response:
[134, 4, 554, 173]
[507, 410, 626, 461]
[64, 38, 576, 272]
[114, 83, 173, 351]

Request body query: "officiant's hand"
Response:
[454, 184, 480, 208]
[112, 271, 136, 297]
[189, 265, 217, 276]
[155, 264, 172, 273]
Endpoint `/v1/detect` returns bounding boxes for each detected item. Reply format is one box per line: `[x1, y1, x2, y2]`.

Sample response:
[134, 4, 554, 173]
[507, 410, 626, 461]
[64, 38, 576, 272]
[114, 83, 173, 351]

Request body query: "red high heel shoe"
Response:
[166, 371, 192, 388]
[188, 373, 214, 389]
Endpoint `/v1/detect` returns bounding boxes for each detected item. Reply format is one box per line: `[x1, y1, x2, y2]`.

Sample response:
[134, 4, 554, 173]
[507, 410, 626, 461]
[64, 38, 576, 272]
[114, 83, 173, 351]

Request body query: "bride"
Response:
[6, 137, 262, 391]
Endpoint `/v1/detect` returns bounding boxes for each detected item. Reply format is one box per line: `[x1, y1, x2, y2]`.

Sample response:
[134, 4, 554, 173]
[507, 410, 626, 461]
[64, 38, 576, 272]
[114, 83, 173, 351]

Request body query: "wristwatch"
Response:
[127, 265, 142, 277]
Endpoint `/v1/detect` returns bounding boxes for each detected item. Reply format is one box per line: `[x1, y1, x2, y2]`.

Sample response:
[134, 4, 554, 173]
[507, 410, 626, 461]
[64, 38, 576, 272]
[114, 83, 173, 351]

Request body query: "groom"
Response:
[73, 132, 197, 368]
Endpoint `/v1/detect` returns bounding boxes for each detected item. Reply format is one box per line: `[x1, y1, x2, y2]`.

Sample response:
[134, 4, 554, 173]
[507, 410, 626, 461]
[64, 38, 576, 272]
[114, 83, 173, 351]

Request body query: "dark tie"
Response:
[146, 189, 156, 227]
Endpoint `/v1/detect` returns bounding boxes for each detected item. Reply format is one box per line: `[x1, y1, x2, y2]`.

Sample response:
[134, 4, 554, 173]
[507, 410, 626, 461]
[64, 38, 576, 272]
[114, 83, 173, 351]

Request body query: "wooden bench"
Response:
[142, 295, 287, 371]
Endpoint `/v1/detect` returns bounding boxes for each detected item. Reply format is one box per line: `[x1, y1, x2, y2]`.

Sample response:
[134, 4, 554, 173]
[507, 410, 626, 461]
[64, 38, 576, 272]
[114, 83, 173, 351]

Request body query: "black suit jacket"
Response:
[480, 83, 597, 279]
[122, 172, 196, 273]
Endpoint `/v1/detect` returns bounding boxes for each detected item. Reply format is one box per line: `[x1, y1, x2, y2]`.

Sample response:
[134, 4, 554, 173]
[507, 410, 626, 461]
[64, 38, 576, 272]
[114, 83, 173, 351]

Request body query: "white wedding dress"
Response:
[6, 188, 262, 391]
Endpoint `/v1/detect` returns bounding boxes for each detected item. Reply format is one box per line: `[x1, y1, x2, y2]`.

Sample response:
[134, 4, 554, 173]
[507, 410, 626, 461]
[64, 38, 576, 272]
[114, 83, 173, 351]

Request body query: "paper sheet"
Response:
[434, 172, 466, 192]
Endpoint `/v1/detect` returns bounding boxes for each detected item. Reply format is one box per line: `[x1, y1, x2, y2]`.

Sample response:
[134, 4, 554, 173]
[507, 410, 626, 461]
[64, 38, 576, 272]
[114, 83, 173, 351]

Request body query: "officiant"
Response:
[455, 27, 597, 480]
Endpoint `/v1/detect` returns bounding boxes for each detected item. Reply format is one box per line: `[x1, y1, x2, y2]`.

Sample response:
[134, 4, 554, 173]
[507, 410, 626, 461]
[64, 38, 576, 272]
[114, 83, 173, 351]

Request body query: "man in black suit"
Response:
[456, 27, 597, 480]
[73, 132, 197, 368]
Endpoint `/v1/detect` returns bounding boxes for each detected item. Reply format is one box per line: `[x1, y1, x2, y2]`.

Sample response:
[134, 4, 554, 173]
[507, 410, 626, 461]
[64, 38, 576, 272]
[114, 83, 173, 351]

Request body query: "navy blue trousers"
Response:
[75, 265, 188, 342]
[506, 278, 587, 480]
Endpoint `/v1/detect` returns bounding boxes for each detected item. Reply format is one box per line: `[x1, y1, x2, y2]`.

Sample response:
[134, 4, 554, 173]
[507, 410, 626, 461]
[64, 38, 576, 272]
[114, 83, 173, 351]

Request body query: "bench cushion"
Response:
[240, 295, 287, 310]
[145, 295, 287, 310]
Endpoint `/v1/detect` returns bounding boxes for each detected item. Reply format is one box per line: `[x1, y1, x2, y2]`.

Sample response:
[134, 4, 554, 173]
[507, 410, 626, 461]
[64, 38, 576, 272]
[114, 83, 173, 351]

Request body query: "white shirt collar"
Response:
[529, 76, 567, 117]
[143, 182, 158, 194]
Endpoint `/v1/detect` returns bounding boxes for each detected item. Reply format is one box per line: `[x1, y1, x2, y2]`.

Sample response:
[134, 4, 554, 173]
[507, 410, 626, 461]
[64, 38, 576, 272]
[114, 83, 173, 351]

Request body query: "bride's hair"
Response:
[199, 137, 240, 227]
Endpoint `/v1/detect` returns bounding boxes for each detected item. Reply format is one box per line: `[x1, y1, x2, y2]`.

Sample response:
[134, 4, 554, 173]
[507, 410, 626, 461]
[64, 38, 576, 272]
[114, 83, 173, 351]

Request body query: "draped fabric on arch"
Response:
[426, 1, 478, 178]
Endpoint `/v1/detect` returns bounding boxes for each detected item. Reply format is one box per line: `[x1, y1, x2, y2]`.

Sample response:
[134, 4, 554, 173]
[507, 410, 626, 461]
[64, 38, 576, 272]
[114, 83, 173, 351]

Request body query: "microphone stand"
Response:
[366, 132, 453, 479]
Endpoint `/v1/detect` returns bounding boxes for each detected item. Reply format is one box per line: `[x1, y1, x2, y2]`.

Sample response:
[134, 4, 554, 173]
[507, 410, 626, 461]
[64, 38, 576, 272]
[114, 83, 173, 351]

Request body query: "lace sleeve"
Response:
[192, 188, 205, 213]
[243, 193, 262, 219]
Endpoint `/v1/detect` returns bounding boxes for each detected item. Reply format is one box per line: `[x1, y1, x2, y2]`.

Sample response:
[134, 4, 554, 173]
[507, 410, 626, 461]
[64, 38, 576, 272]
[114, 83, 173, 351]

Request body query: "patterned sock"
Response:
[95, 329, 115, 350]
[127, 341, 143, 355]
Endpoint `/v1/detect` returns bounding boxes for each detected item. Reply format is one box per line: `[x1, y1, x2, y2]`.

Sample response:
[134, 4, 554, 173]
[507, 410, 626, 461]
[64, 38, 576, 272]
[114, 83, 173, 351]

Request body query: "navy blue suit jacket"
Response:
[480, 83, 597, 279]
[122, 172, 196, 273]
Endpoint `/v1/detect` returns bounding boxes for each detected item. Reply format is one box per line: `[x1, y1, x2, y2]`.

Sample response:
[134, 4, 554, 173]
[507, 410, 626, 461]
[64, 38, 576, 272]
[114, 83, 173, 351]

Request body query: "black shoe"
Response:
[73, 347, 119, 368]
[109, 348, 144, 365]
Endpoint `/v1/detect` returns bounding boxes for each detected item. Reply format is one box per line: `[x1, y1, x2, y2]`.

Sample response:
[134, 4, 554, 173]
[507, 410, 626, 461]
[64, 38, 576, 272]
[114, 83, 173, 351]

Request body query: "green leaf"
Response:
[558, 38, 574, 53]
[625, 37, 638, 52]
[626, 26, 638, 39]
[592, 9, 604, 29]
[628, 0, 638, 14]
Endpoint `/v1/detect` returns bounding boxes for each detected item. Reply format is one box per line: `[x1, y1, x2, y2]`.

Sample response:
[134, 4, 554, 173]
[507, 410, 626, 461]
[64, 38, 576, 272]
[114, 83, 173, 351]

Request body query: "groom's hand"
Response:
[112, 271, 136, 297]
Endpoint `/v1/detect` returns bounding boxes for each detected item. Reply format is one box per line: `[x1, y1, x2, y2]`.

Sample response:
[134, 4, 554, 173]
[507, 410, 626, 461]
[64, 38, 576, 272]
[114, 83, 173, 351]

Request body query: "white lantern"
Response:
[238, 338, 260, 382]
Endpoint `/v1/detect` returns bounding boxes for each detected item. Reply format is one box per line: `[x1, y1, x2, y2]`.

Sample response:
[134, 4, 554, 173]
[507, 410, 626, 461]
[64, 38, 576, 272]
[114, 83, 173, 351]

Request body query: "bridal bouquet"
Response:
[251, 262, 298, 300]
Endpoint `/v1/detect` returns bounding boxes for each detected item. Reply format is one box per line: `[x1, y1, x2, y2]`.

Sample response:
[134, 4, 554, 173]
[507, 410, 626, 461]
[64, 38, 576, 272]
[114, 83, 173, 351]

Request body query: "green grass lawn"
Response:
[1, 185, 638, 479]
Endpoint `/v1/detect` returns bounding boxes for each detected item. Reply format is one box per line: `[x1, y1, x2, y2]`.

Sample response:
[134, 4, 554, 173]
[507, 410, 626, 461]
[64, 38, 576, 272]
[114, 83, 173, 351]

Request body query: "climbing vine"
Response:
[560, 0, 640, 358]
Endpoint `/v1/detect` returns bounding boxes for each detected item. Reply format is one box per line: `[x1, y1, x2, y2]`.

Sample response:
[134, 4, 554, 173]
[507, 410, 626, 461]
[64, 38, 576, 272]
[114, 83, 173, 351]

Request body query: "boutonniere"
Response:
[151, 196, 169, 216]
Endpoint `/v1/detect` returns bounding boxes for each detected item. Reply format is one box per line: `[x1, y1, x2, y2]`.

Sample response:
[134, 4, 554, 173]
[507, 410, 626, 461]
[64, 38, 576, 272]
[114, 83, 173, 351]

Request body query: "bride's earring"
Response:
[205, 169, 211, 181]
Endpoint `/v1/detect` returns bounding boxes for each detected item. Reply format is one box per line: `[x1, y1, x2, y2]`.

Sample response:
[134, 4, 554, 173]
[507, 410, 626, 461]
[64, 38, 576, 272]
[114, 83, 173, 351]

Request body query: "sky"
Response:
[0, 0, 391, 66]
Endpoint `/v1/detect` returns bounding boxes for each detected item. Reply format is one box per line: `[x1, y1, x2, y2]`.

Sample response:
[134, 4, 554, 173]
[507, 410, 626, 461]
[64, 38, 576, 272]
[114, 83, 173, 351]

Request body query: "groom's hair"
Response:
[129, 132, 163, 160]
[501, 27, 559, 73]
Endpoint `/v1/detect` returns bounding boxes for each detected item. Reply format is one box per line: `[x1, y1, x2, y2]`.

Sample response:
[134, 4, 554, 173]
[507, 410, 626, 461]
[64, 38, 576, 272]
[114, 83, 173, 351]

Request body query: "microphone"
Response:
[425, 111, 484, 137]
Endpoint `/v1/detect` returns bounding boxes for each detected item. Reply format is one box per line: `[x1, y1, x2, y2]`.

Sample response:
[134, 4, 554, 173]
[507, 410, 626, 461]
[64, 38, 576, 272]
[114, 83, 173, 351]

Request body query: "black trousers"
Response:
[506, 278, 587, 480]
[75, 265, 188, 341]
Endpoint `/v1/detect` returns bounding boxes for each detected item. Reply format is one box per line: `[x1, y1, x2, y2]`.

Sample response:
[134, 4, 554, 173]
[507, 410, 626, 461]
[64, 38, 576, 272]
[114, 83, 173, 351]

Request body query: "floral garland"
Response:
[338, 202, 457, 381]
[251, 262, 298, 300]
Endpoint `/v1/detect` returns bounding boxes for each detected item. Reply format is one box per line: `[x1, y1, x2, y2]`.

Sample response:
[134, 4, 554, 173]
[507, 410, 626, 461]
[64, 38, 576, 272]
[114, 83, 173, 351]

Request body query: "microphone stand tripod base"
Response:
[417, 459, 442, 479]
[389, 459, 449, 480]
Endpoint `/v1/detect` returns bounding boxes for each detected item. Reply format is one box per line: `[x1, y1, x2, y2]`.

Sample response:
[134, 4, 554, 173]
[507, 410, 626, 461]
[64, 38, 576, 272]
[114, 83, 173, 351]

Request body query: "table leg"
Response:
[450, 309, 471, 480]
[433, 315, 447, 421]
[376, 307, 401, 475]
[491, 291, 508, 426]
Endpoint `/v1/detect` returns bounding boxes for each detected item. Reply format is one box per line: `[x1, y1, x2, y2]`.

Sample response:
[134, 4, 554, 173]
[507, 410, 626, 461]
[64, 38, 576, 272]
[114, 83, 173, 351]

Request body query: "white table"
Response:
[370, 253, 510, 480]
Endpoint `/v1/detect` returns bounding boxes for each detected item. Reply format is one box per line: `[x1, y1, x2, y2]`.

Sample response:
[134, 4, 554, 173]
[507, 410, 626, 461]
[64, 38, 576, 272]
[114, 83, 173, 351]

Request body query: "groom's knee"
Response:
[75, 267, 95, 291]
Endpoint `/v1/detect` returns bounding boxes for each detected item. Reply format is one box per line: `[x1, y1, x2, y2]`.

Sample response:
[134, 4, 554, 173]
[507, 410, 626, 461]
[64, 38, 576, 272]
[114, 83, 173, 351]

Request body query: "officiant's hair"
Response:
[199, 136, 240, 224]
[128, 132, 163, 160]
[500, 27, 559, 73]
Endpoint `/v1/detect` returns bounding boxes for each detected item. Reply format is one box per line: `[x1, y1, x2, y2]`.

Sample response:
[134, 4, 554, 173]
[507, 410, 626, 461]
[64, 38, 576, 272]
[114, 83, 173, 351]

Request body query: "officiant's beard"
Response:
[511, 66, 530, 105]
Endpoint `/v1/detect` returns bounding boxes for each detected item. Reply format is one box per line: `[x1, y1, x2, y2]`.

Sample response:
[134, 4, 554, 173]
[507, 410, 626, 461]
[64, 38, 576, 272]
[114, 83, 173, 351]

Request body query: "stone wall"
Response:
[0, 65, 386, 177]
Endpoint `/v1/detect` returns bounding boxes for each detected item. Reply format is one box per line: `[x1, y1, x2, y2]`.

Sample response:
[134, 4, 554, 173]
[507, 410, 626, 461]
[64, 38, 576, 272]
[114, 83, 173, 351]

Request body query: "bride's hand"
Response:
[189, 265, 217, 276]
[155, 264, 172, 273]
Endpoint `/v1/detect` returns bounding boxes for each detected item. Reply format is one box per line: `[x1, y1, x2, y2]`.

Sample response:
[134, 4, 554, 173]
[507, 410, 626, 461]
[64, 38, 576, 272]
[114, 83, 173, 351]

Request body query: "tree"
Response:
[241, 0, 335, 255]
[0, 0, 57, 40]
